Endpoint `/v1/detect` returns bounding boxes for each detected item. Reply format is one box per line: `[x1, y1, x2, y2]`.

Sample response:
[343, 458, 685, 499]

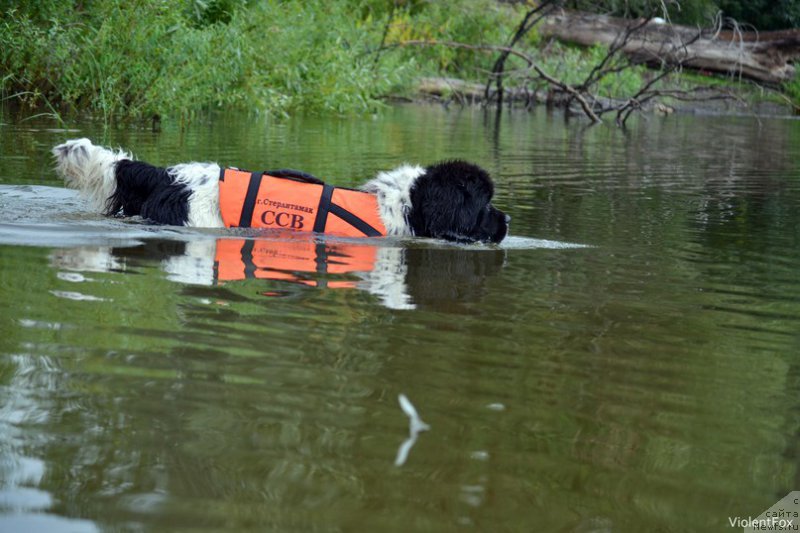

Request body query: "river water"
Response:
[1, 105, 798, 532]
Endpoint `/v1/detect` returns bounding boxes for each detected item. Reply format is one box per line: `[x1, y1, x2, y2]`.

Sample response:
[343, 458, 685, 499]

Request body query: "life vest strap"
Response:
[327, 203, 383, 237]
[238, 171, 264, 228]
[312, 184, 382, 237]
[219, 167, 386, 236]
[240, 239, 257, 278]
[266, 169, 324, 185]
[313, 184, 335, 233]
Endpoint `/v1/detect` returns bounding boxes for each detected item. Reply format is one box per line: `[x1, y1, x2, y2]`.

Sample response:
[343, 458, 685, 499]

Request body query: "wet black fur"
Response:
[408, 160, 508, 244]
[107, 160, 191, 226]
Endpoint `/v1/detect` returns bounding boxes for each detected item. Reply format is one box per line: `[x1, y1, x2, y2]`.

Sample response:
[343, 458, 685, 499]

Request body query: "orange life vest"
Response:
[218, 168, 387, 237]
[214, 237, 378, 289]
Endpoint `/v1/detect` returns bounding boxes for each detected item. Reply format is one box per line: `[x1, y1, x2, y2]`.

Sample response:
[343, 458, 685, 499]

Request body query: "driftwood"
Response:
[538, 9, 800, 84]
[416, 75, 692, 114]
[391, 7, 758, 124]
[418, 76, 545, 104]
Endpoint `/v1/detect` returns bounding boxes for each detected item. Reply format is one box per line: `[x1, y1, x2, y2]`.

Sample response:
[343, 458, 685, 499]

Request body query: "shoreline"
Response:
[408, 77, 799, 119]
[2, 82, 797, 126]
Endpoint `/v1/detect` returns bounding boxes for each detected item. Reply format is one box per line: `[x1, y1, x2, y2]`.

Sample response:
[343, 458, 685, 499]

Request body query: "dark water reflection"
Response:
[1, 105, 799, 532]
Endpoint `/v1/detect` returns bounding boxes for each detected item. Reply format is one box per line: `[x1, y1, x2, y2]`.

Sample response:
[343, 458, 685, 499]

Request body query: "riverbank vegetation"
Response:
[2, 0, 798, 122]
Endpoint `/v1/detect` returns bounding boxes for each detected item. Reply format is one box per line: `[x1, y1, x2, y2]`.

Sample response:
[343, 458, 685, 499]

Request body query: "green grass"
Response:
[1, 0, 792, 122]
[0, 1, 393, 119]
[783, 71, 800, 109]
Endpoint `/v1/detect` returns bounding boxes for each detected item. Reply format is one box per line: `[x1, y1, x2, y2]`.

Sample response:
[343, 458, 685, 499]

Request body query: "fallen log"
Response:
[538, 9, 800, 84]
[415, 76, 654, 113]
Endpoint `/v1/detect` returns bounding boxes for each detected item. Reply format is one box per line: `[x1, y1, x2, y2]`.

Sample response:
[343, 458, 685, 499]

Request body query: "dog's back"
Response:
[53, 139, 223, 227]
[108, 160, 191, 225]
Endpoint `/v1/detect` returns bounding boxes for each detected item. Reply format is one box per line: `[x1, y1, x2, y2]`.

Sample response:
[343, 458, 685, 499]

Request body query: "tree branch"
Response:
[391, 39, 601, 121]
[484, 1, 556, 105]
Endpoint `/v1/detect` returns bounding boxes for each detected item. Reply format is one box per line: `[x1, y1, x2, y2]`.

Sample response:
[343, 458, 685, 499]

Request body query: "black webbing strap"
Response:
[240, 239, 257, 279]
[238, 171, 264, 228]
[314, 243, 328, 275]
[266, 169, 324, 185]
[328, 203, 383, 237]
[313, 184, 335, 233]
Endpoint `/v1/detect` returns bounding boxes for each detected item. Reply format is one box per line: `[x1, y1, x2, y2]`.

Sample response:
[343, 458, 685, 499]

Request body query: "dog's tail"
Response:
[52, 138, 131, 213]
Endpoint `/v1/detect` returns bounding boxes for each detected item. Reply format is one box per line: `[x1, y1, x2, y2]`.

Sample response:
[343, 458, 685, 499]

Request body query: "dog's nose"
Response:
[505, 214, 512, 223]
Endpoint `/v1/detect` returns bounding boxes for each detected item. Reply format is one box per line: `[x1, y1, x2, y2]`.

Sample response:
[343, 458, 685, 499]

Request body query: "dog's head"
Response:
[407, 160, 509, 244]
[52, 138, 131, 211]
[52, 138, 97, 183]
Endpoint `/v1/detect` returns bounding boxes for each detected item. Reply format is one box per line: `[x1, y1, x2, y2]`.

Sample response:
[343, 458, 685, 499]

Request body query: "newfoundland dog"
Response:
[53, 138, 509, 243]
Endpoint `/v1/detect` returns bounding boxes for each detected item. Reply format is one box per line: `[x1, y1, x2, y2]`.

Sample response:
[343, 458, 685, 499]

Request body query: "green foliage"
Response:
[1, 0, 516, 120]
[532, 42, 646, 98]
[564, 0, 717, 24]
[0, 0, 75, 24]
[565, 0, 800, 29]
[379, 0, 515, 75]
[783, 70, 800, 109]
[3, 0, 794, 122]
[716, 0, 800, 30]
[0, 0, 423, 119]
[186, 0, 244, 27]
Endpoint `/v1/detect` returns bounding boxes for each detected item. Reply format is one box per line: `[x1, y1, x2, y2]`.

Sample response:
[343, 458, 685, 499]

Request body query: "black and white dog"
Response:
[52, 138, 509, 243]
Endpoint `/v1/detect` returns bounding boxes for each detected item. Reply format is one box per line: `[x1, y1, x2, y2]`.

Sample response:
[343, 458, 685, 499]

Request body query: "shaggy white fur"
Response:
[52, 138, 130, 212]
[168, 163, 225, 227]
[50, 246, 123, 273]
[355, 246, 414, 310]
[360, 164, 424, 236]
[161, 239, 217, 286]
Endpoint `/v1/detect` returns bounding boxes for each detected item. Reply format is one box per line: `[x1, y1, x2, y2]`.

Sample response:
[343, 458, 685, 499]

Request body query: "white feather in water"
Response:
[395, 394, 430, 467]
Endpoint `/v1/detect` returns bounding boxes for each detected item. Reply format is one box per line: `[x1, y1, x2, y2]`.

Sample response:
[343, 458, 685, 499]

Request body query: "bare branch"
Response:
[485, 0, 557, 105]
[392, 39, 602, 122]
[386, 9, 755, 128]
[577, 16, 652, 91]
[530, 64, 602, 122]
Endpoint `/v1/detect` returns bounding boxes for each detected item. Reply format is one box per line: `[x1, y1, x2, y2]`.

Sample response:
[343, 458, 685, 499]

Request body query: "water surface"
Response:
[1, 105, 799, 532]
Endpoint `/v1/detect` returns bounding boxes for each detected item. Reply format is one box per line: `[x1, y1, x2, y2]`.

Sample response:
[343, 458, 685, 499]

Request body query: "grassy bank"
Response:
[1, 0, 794, 121]
[1, 0, 518, 121]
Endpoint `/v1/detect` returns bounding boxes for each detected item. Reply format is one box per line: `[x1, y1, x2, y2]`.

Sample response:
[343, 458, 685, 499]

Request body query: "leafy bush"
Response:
[1, 0, 517, 120]
[564, 0, 718, 25]
[531, 42, 645, 98]
[716, 0, 800, 31]
[564, 0, 800, 30]
[380, 0, 516, 76]
[1, 0, 421, 119]
[783, 70, 800, 110]
[4, 0, 793, 121]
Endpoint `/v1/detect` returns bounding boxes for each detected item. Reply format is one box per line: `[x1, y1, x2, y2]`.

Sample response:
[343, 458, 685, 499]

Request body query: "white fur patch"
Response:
[168, 163, 224, 227]
[52, 138, 130, 212]
[356, 246, 415, 310]
[50, 246, 122, 273]
[361, 164, 424, 236]
[161, 239, 217, 285]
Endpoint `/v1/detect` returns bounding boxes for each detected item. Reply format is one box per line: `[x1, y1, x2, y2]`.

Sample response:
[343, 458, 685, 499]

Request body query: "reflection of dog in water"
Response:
[50, 237, 506, 311]
[53, 138, 509, 244]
